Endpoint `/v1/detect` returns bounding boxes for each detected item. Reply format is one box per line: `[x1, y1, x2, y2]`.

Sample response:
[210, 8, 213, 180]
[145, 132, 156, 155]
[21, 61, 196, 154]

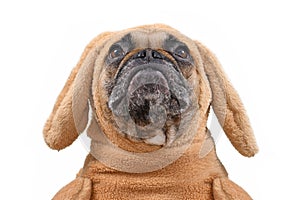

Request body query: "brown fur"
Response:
[44, 24, 257, 199]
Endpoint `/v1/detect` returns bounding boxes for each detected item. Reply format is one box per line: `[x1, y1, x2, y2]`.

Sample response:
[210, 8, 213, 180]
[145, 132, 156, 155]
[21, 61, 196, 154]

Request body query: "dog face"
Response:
[44, 24, 258, 157]
[93, 30, 204, 147]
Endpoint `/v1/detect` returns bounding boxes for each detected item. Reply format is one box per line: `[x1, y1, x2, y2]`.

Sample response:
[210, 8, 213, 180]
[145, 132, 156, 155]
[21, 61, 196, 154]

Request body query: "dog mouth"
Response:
[108, 61, 192, 146]
[128, 69, 171, 126]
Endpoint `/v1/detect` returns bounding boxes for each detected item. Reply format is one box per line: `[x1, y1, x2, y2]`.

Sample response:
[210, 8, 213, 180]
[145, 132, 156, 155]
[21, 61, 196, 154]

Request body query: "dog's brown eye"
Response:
[109, 45, 125, 59]
[174, 46, 189, 59]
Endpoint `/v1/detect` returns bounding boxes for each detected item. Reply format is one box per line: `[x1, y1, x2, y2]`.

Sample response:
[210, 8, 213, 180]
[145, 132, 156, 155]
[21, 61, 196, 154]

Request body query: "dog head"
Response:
[44, 24, 258, 159]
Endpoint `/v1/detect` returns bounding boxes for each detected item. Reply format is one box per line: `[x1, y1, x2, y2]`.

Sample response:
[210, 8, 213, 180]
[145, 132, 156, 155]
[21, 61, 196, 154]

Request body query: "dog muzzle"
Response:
[108, 49, 193, 145]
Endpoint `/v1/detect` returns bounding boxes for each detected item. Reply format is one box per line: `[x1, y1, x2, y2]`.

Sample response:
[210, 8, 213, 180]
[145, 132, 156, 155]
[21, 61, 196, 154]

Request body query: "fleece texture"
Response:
[44, 24, 257, 199]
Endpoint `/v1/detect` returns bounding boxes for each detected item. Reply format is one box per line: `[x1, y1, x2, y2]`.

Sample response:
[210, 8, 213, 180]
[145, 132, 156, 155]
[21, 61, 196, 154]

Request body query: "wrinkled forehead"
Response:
[130, 31, 168, 48]
[109, 29, 191, 50]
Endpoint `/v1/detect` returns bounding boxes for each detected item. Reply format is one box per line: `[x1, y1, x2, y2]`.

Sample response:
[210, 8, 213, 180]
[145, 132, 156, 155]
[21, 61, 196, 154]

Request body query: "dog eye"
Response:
[109, 45, 125, 59]
[174, 46, 189, 59]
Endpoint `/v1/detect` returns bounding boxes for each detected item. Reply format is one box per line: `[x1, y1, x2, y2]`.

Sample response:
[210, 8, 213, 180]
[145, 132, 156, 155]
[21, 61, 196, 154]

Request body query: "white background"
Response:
[1, 0, 299, 199]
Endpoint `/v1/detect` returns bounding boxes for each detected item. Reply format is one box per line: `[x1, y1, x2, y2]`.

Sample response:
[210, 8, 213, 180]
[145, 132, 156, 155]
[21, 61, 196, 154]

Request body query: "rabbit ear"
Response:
[43, 32, 111, 150]
[195, 41, 258, 157]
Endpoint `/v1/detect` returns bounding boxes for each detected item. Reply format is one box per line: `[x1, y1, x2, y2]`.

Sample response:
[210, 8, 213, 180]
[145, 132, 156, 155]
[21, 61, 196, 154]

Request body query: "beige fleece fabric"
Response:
[44, 24, 257, 199]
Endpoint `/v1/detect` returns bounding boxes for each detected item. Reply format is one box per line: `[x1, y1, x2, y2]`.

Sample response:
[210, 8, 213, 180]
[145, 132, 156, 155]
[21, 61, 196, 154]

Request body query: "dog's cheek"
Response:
[179, 63, 194, 79]
[186, 70, 201, 102]
[103, 62, 123, 96]
[106, 63, 120, 79]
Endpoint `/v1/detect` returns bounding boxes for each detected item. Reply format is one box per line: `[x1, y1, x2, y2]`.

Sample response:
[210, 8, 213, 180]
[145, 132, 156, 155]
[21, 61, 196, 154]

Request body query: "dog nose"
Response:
[133, 49, 164, 61]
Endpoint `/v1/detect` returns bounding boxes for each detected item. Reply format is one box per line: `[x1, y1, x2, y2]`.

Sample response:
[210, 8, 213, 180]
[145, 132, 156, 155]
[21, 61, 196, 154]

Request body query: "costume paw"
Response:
[212, 177, 252, 200]
[53, 177, 92, 200]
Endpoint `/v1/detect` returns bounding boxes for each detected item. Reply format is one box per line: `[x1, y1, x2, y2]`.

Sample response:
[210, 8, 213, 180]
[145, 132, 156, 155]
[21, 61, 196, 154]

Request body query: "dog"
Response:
[43, 24, 258, 199]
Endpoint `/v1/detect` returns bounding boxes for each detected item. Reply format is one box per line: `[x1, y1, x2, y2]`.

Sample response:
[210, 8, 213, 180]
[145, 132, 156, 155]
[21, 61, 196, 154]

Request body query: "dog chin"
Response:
[108, 63, 192, 145]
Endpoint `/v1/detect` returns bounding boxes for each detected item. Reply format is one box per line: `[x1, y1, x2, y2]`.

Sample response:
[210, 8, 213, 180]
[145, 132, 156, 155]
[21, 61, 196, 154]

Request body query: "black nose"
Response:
[133, 49, 164, 61]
